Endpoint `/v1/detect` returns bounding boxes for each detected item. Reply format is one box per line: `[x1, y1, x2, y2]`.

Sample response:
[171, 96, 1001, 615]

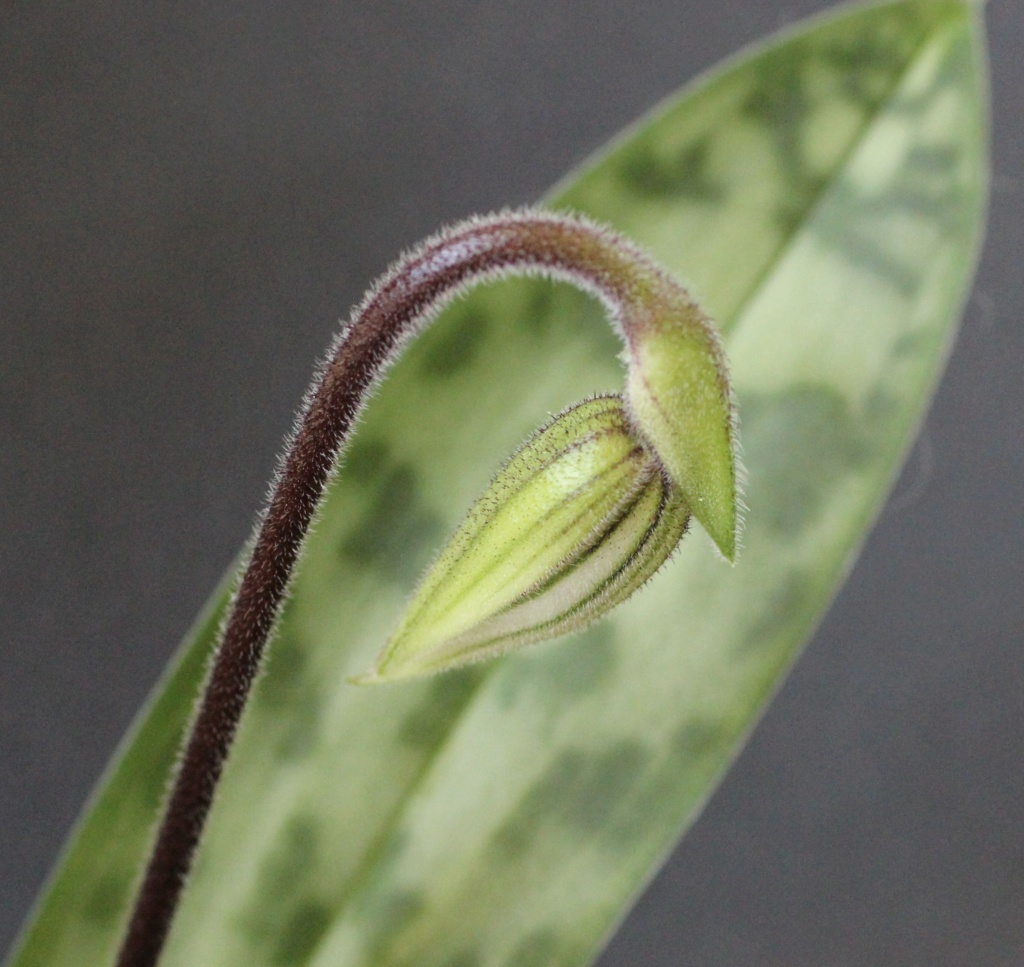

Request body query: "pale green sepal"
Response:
[363, 395, 690, 682]
[624, 304, 738, 561]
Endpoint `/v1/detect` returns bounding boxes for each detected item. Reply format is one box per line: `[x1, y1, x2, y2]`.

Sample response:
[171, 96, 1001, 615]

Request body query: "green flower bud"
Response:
[358, 395, 690, 682]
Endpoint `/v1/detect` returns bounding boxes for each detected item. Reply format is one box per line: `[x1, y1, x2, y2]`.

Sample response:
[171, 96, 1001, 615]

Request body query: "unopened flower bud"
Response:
[358, 395, 690, 682]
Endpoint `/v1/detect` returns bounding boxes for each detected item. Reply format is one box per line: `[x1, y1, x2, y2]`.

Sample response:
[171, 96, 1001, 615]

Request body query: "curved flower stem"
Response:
[114, 209, 728, 967]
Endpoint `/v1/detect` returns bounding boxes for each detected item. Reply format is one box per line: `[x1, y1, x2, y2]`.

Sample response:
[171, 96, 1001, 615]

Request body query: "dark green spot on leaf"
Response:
[742, 385, 867, 535]
[420, 302, 488, 377]
[673, 719, 728, 761]
[399, 667, 486, 749]
[341, 461, 445, 583]
[271, 900, 333, 966]
[343, 438, 390, 485]
[618, 137, 724, 201]
[256, 627, 325, 759]
[494, 742, 649, 854]
[82, 874, 129, 926]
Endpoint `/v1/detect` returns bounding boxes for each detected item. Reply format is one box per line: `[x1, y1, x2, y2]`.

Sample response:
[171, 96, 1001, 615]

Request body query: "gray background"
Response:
[1, 0, 1021, 963]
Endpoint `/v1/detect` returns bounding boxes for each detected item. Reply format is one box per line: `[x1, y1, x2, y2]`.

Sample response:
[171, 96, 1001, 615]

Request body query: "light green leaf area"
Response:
[8, 2, 986, 966]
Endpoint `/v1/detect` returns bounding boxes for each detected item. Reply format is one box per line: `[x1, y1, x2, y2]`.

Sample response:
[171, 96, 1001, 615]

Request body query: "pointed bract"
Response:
[624, 294, 738, 560]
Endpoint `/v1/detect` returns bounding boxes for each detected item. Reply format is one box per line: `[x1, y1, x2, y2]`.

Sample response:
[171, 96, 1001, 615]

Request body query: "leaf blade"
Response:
[6, 2, 987, 965]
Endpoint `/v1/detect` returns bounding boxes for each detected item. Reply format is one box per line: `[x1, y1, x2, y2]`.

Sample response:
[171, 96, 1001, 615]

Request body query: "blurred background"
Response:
[1, 0, 1021, 963]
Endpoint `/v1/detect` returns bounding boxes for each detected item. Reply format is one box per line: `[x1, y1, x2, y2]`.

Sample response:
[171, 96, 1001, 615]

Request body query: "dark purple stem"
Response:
[114, 210, 675, 967]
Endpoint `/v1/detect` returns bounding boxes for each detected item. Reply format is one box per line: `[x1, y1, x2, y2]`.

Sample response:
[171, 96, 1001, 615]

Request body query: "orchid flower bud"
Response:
[359, 395, 690, 682]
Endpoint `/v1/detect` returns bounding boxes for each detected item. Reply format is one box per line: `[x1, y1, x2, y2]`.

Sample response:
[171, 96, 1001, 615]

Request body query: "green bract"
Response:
[7, 2, 987, 966]
[364, 396, 690, 681]
[623, 302, 737, 560]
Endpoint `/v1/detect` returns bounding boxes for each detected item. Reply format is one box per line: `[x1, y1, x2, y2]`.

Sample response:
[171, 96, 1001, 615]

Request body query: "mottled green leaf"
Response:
[7, 1, 987, 965]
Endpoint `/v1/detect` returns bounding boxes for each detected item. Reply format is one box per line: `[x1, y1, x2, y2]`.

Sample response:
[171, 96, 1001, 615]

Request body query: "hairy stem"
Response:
[114, 209, 706, 967]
